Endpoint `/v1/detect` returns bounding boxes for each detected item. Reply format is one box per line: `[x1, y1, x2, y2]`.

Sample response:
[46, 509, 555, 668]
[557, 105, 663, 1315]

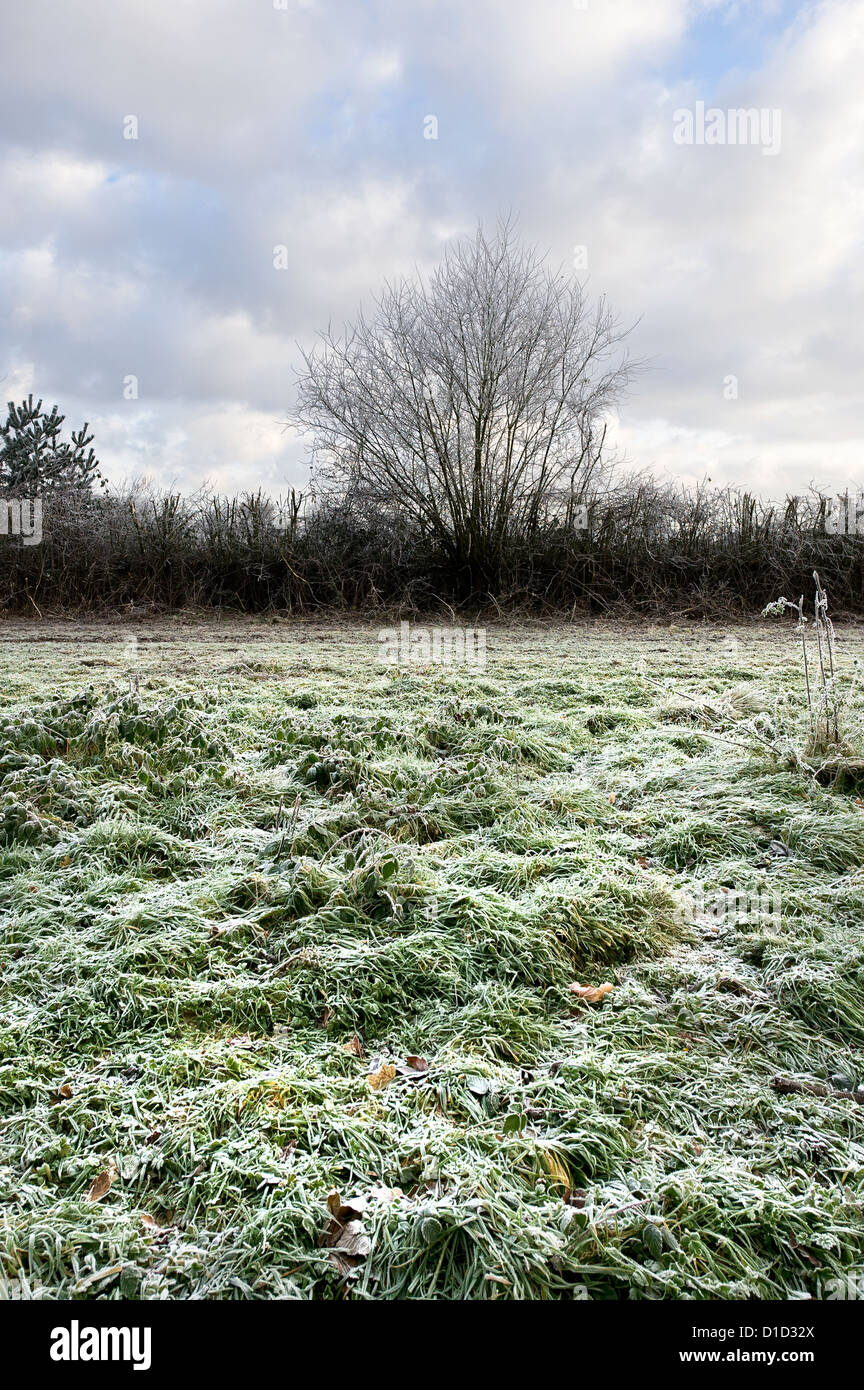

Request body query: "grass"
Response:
[0, 616, 863, 1300]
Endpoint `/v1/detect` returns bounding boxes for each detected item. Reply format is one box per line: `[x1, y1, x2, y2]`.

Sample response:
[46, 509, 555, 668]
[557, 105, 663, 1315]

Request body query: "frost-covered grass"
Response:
[0, 617, 863, 1300]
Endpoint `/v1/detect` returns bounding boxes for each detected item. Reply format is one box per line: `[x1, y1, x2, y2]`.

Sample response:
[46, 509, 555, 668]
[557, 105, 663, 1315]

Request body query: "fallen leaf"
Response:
[368, 1184, 402, 1204]
[327, 1242, 371, 1277]
[607, 792, 616, 804]
[568, 981, 614, 1004]
[88, 1170, 113, 1202]
[76, 1264, 123, 1292]
[716, 976, 753, 996]
[320, 1192, 372, 1276]
[403, 1055, 428, 1072]
[327, 1190, 368, 1222]
[327, 1222, 370, 1257]
[342, 1035, 364, 1058]
[368, 1063, 397, 1091]
[773, 1075, 864, 1104]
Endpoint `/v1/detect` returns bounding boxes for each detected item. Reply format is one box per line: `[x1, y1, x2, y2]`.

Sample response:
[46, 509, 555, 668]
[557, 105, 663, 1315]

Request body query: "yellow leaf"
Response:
[568, 981, 614, 1004]
[368, 1063, 397, 1091]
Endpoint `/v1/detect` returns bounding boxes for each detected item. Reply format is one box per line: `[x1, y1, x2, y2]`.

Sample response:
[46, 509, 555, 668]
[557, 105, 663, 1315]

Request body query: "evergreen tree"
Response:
[0, 396, 105, 495]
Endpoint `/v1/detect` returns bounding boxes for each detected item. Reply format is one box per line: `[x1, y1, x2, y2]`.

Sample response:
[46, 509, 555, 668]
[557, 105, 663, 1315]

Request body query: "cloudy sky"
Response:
[1, 0, 862, 500]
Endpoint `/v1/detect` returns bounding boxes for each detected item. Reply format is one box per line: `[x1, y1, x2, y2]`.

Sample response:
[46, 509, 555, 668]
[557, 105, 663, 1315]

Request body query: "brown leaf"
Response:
[773, 1075, 864, 1104]
[88, 1170, 113, 1203]
[327, 1245, 369, 1277]
[329, 1221, 371, 1258]
[342, 1035, 364, 1058]
[326, 1190, 368, 1223]
[318, 1006, 334, 1029]
[716, 976, 753, 996]
[321, 1190, 372, 1276]
[404, 1055, 428, 1073]
[568, 981, 614, 1004]
[368, 1063, 397, 1091]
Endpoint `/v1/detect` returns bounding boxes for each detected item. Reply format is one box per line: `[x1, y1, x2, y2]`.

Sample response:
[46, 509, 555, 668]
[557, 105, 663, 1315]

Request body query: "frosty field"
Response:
[1, 618, 863, 1301]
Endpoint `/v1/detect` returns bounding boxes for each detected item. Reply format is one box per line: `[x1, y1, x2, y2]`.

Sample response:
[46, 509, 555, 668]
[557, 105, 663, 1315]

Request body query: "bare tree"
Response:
[291, 219, 639, 585]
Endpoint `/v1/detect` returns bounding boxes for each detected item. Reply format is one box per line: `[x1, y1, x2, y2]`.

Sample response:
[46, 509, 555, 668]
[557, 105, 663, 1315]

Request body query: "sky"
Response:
[1, 0, 862, 501]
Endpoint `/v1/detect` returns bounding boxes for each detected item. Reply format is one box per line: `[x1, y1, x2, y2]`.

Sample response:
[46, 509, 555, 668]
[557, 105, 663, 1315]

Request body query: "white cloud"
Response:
[0, 0, 861, 498]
